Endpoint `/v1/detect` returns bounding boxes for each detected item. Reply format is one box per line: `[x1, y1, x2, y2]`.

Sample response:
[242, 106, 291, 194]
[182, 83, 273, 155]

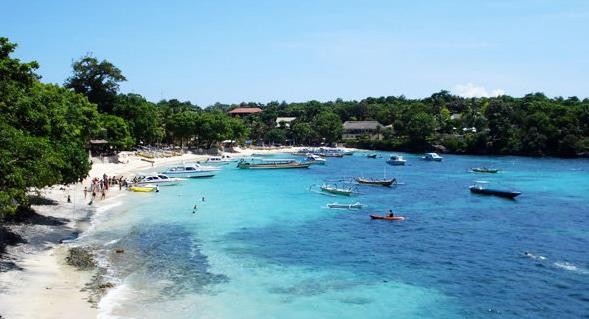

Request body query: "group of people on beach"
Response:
[84, 174, 128, 205]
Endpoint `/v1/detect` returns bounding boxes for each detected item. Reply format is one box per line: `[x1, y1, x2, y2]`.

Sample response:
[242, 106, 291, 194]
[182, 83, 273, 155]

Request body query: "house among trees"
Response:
[342, 121, 386, 140]
[275, 117, 297, 128]
[228, 107, 263, 117]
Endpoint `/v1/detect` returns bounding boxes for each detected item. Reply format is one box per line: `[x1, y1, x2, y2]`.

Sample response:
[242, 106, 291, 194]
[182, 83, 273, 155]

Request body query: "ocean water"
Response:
[80, 153, 589, 319]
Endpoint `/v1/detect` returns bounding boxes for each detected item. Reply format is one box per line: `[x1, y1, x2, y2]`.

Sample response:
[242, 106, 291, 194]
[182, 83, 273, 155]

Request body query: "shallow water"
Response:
[81, 153, 589, 319]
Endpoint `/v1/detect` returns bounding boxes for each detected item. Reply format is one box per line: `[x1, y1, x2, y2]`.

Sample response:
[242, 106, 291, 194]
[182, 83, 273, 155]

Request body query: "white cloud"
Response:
[453, 83, 505, 98]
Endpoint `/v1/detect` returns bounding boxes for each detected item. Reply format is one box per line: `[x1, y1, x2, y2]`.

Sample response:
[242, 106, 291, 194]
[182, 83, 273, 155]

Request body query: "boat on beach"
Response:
[355, 177, 396, 187]
[237, 158, 310, 169]
[162, 163, 220, 178]
[469, 181, 521, 199]
[327, 202, 364, 209]
[386, 154, 406, 166]
[422, 152, 443, 161]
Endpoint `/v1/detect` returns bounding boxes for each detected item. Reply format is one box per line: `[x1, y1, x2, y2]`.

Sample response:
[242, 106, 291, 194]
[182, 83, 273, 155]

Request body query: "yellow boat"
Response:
[128, 185, 157, 192]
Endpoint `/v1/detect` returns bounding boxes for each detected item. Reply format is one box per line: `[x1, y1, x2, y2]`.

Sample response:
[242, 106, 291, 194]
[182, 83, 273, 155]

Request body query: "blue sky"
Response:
[2, 0, 588, 106]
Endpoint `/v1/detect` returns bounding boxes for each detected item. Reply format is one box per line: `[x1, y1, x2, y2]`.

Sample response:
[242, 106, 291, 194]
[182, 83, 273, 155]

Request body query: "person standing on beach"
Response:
[84, 187, 88, 199]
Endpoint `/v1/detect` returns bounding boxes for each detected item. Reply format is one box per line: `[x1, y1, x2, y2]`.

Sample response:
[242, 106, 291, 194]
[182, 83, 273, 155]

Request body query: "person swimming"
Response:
[524, 251, 546, 260]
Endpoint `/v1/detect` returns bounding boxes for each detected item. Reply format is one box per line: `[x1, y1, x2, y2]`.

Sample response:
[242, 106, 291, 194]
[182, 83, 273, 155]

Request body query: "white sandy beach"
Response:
[0, 146, 333, 319]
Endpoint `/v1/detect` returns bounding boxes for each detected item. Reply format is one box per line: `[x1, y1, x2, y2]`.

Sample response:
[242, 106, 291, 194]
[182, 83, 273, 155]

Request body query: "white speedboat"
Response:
[206, 155, 237, 165]
[386, 154, 406, 166]
[304, 154, 326, 165]
[422, 152, 443, 161]
[136, 174, 184, 186]
[162, 163, 220, 178]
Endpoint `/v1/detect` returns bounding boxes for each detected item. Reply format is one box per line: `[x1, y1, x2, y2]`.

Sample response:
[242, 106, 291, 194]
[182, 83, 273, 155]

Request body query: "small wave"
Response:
[554, 262, 589, 275]
[97, 200, 124, 214]
[104, 239, 120, 247]
[97, 282, 133, 319]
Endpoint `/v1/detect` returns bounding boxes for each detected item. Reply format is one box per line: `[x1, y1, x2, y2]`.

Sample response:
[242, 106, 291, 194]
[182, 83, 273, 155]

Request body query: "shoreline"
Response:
[0, 146, 324, 319]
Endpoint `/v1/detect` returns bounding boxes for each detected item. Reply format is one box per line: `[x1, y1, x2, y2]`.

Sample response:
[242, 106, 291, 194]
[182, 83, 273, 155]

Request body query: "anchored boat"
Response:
[469, 181, 521, 199]
[162, 163, 220, 178]
[355, 177, 396, 187]
[471, 167, 499, 173]
[386, 154, 406, 166]
[237, 158, 310, 169]
[327, 202, 364, 209]
[422, 152, 443, 161]
[320, 184, 354, 196]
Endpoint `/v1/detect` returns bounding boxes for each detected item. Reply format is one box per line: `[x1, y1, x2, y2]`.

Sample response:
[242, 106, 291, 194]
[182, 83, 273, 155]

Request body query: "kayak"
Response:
[129, 186, 157, 192]
[370, 214, 405, 221]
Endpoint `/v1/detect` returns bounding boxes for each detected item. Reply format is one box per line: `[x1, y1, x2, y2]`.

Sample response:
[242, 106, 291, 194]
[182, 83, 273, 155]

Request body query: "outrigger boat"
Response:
[320, 184, 354, 196]
[237, 158, 310, 169]
[471, 167, 499, 173]
[327, 202, 364, 209]
[469, 181, 521, 199]
[355, 177, 396, 187]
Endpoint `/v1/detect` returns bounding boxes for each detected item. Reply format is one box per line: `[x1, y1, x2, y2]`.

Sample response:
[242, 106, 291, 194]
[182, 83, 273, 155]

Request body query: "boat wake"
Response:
[553, 262, 589, 275]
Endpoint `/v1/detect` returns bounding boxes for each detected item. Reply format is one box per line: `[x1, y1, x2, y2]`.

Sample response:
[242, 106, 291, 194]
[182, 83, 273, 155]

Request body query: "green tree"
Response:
[97, 114, 134, 150]
[313, 112, 342, 143]
[64, 55, 126, 113]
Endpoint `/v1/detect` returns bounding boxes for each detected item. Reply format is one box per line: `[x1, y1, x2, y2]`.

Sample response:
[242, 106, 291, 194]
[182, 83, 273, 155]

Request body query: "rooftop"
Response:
[228, 107, 263, 114]
[342, 121, 384, 130]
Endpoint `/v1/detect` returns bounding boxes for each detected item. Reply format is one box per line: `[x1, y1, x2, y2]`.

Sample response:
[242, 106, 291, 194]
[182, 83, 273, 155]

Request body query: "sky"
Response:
[2, 0, 588, 106]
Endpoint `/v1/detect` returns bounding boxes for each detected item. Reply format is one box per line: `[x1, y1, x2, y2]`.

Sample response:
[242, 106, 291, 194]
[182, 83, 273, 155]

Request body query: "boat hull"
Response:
[129, 186, 157, 192]
[320, 187, 352, 196]
[162, 171, 217, 178]
[237, 163, 310, 169]
[370, 215, 405, 221]
[355, 178, 395, 187]
[386, 160, 406, 166]
[469, 186, 521, 198]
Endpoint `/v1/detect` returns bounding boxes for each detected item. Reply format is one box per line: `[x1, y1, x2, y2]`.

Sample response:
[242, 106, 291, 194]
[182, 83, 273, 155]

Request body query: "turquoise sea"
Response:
[79, 153, 589, 319]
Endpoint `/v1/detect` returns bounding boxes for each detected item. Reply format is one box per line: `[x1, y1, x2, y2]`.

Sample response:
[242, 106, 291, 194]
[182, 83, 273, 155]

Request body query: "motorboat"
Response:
[366, 154, 378, 159]
[355, 177, 396, 187]
[135, 174, 184, 186]
[471, 167, 499, 173]
[237, 158, 310, 169]
[386, 154, 406, 166]
[320, 184, 353, 196]
[469, 181, 521, 199]
[327, 202, 364, 209]
[304, 154, 326, 165]
[162, 163, 220, 178]
[422, 153, 443, 161]
[206, 155, 238, 165]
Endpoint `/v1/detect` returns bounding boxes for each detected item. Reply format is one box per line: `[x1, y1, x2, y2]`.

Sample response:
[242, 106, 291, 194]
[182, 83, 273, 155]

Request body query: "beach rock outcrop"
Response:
[65, 247, 96, 270]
